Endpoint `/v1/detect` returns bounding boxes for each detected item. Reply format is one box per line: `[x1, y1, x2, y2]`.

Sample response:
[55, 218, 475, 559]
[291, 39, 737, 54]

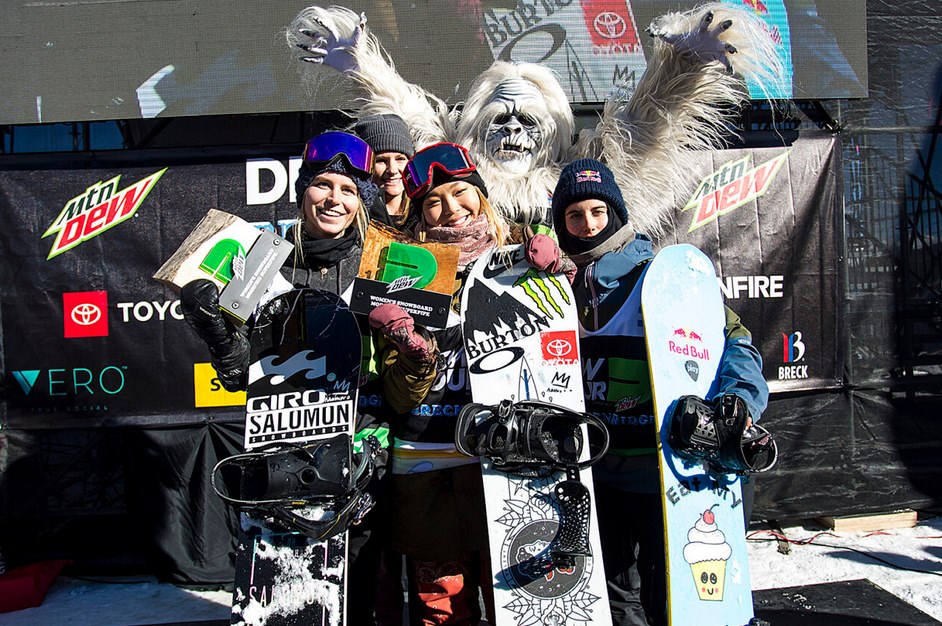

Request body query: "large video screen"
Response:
[0, 1, 867, 126]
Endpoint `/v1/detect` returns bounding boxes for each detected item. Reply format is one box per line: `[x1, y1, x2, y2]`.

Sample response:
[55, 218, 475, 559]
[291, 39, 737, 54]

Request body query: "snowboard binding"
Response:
[212, 434, 380, 540]
[456, 399, 609, 565]
[668, 394, 778, 475]
[454, 399, 609, 478]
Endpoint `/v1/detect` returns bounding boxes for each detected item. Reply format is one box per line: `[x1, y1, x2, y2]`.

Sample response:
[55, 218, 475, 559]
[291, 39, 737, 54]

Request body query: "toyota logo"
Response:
[546, 338, 572, 358]
[594, 12, 627, 40]
[71, 303, 102, 326]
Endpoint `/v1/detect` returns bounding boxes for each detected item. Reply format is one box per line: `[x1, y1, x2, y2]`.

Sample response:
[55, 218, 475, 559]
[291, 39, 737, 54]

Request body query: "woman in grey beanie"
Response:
[354, 113, 417, 230]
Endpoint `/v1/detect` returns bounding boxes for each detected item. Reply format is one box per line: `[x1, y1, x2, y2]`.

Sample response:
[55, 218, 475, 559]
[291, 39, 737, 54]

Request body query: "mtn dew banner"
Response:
[0, 155, 300, 429]
[674, 133, 842, 393]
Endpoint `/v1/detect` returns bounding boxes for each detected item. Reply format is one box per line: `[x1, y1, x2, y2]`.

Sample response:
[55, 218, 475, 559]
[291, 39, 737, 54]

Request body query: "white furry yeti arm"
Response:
[575, 2, 784, 240]
[287, 5, 453, 147]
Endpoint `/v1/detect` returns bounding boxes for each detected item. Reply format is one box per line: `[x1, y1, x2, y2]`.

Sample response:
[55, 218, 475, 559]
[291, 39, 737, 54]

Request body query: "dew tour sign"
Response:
[43, 169, 167, 259]
[351, 222, 460, 329]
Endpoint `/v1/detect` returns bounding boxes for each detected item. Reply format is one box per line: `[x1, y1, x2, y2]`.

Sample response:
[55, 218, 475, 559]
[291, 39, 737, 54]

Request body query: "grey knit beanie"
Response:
[354, 114, 415, 158]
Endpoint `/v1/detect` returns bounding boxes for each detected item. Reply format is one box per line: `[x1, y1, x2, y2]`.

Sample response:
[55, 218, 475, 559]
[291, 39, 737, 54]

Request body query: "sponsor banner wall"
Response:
[0, 134, 839, 428]
[0, 153, 302, 428]
[671, 132, 842, 393]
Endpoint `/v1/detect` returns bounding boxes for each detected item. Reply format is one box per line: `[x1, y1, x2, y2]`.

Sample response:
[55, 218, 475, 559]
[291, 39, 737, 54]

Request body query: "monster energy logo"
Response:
[513, 268, 570, 318]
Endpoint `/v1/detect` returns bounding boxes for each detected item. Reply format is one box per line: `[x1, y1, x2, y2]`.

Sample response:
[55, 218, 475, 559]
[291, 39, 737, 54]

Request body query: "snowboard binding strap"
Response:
[669, 394, 778, 475]
[211, 435, 381, 541]
[550, 476, 593, 567]
[455, 400, 609, 478]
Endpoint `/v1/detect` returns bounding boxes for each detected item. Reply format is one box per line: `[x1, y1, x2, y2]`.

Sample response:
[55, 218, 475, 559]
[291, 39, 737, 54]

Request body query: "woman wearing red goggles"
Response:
[367, 141, 511, 626]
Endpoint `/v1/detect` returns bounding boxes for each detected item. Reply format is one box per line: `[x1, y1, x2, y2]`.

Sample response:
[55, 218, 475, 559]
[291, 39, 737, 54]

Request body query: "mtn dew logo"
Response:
[43, 169, 167, 259]
[199, 239, 247, 285]
[683, 152, 788, 232]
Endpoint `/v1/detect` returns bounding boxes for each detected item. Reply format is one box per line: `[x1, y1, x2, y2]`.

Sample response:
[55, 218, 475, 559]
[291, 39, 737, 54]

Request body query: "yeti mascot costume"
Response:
[286, 3, 783, 239]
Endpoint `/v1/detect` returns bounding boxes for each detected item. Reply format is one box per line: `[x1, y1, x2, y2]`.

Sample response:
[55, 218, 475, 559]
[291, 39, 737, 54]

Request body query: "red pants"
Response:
[408, 554, 494, 625]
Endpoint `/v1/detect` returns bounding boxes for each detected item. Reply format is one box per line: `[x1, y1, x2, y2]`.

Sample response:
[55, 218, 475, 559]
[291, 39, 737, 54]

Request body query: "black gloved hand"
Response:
[180, 279, 250, 391]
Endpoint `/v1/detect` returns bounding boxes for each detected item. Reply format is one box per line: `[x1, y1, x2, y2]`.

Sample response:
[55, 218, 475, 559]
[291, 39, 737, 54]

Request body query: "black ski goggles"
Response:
[302, 131, 374, 176]
[403, 142, 476, 199]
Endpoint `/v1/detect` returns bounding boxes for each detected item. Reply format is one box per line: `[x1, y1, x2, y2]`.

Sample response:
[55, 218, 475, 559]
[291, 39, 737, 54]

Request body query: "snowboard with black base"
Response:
[456, 244, 612, 626]
[641, 244, 777, 626]
[211, 288, 378, 626]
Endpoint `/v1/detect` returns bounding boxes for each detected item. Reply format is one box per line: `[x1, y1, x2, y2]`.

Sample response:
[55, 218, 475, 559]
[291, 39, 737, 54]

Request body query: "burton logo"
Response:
[43, 169, 167, 259]
[683, 152, 788, 232]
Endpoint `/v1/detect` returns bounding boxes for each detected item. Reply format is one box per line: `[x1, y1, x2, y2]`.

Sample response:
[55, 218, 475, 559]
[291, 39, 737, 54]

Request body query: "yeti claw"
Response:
[650, 9, 739, 73]
[293, 12, 364, 73]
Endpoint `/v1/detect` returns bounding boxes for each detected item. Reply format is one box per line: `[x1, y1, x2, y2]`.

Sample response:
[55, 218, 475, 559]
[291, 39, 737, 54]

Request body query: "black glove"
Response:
[180, 279, 250, 391]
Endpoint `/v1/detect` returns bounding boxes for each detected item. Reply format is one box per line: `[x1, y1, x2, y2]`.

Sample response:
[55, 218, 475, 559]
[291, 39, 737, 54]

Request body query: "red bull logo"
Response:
[742, 0, 770, 14]
[668, 328, 709, 360]
[575, 170, 602, 183]
[673, 328, 703, 342]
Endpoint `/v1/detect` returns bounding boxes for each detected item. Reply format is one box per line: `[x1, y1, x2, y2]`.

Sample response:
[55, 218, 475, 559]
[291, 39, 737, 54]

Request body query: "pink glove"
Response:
[524, 233, 564, 273]
[368, 303, 436, 362]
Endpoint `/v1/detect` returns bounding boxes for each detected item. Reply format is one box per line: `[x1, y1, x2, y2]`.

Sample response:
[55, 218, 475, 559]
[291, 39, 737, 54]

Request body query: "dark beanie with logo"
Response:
[354, 113, 415, 158]
[552, 158, 628, 255]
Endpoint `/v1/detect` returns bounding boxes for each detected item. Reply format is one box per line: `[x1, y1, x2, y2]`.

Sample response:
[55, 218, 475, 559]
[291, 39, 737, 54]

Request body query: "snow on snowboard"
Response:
[212, 288, 374, 626]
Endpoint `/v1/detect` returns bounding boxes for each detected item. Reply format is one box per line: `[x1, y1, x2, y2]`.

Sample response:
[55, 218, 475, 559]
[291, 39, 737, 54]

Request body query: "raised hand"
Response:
[647, 10, 738, 74]
[293, 9, 366, 73]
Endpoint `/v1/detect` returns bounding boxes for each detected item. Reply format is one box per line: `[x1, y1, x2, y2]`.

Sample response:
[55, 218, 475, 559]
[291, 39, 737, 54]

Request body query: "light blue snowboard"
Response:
[641, 244, 755, 626]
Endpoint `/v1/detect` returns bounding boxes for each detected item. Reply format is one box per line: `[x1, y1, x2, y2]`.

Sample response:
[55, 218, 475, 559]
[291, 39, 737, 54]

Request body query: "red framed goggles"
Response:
[403, 142, 476, 199]
[302, 131, 374, 175]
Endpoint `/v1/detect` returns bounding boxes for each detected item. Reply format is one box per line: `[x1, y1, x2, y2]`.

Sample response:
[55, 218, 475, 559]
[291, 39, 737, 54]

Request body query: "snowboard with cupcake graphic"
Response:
[641, 245, 761, 625]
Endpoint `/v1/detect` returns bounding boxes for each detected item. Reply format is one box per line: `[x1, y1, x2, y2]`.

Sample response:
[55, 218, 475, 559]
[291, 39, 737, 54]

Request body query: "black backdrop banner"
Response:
[0, 153, 303, 429]
[669, 132, 842, 394]
[0, 134, 839, 429]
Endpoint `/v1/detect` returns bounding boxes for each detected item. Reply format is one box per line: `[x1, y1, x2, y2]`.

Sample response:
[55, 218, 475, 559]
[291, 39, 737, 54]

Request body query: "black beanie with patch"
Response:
[552, 158, 628, 255]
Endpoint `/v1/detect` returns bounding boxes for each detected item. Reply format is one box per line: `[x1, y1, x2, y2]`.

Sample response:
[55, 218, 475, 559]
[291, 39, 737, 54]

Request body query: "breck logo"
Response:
[43, 169, 167, 259]
[63, 291, 109, 338]
[779, 331, 809, 380]
[683, 152, 788, 232]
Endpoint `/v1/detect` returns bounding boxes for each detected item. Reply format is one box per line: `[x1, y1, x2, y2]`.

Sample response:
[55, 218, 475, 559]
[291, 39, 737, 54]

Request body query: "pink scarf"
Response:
[418, 214, 496, 270]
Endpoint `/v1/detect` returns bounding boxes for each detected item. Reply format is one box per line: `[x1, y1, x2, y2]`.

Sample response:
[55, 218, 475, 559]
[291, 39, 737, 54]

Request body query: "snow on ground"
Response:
[1, 516, 940, 625]
[747, 515, 942, 621]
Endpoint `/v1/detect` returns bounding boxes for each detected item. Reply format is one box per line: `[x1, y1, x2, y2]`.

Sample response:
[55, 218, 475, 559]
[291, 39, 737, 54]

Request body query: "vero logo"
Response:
[12, 370, 41, 395]
[63, 291, 109, 338]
